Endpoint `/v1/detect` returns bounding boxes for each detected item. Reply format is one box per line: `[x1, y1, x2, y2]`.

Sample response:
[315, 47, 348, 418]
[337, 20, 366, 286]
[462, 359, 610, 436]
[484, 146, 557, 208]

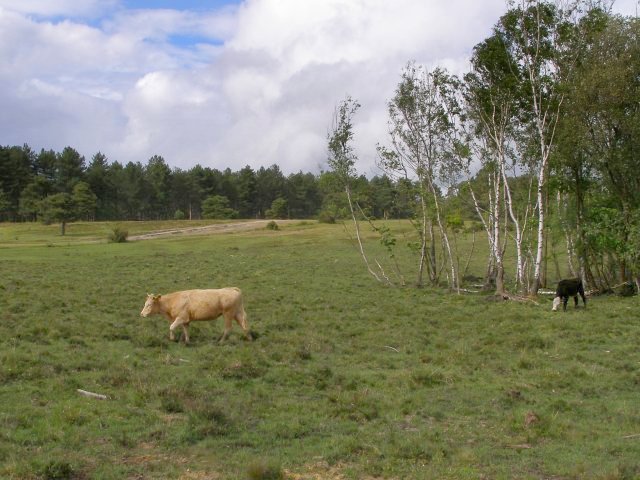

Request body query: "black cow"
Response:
[552, 278, 586, 311]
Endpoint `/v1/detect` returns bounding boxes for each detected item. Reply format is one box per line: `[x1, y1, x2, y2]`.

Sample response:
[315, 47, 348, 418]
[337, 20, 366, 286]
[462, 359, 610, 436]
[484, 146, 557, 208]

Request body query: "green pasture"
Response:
[0, 221, 639, 479]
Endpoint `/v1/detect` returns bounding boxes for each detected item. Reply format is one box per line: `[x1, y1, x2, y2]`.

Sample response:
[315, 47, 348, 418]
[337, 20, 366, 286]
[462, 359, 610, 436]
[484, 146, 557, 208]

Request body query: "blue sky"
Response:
[1, 0, 638, 173]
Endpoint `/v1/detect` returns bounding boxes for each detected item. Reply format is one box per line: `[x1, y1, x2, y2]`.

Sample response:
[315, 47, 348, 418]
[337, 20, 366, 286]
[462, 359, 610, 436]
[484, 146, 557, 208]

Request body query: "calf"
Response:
[140, 288, 252, 344]
[552, 278, 586, 311]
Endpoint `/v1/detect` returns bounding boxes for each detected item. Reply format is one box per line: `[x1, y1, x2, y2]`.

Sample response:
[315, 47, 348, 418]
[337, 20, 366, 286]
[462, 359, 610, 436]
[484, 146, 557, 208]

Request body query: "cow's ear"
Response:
[153, 294, 161, 300]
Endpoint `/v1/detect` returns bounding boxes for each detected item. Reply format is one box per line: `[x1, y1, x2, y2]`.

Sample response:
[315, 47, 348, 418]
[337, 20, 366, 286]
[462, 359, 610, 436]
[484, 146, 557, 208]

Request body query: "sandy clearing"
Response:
[128, 220, 298, 241]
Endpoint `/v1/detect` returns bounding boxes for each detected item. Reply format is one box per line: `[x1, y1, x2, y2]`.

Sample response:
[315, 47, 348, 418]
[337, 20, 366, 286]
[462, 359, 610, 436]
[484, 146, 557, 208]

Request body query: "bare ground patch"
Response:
[128, 220, 300, 241]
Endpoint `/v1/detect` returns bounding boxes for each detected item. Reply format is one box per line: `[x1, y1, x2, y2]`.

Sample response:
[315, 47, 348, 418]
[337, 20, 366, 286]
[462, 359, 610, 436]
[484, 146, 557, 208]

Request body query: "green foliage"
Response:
[327, 96, 360, 184]
[173, 209, 185, 220]
[72, 181, 97, 220]
[317, 210, 336, 224]
[40, 460, 75, 480]
[265, 220, 279, 231]
[1, 146, 329, 222]
[583, 207, 625, 254]
[265, 197, 288, 219]
[39, 193, 75, 235]
[107, 226, 129, 243]
[446, 213, 464, 232]
[202, 195, 238, 219]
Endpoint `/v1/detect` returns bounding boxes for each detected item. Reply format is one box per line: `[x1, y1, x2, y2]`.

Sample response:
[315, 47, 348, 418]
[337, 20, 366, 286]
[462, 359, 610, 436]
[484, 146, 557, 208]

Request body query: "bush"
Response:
[266, 221, 279, 231]
[616, 282, 637, 297]
[174, 209, 185, 220]
[108, 226, 128, 243]
[318, 211, 336, 224]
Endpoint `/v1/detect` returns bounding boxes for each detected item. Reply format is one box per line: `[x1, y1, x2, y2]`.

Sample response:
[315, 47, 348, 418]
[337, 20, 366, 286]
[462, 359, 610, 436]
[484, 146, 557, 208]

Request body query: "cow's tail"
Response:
[235, 290, 250, 331]
[238, 306, 249, 331]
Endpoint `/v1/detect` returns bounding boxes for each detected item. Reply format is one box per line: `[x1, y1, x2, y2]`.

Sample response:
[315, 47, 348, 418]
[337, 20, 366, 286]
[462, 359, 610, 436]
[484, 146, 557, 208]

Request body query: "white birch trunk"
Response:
[345, 185, 386, 285]
[428, 179, 458, 291]
[501, 161, 526, 290]
[417, 191, 429, 287]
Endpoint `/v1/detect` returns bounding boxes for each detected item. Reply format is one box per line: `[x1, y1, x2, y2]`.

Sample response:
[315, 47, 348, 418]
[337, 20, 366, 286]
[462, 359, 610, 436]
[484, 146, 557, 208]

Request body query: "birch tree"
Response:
[378, 63, 464, 290]
[327, 97, 390, 285]
[465, 31, 523, 295]
[497, 0, 581, 294]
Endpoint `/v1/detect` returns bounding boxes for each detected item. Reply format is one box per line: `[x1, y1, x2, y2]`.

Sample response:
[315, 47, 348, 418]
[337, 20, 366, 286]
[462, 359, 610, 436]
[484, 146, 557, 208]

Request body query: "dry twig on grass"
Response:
[77, 389, 109, 400]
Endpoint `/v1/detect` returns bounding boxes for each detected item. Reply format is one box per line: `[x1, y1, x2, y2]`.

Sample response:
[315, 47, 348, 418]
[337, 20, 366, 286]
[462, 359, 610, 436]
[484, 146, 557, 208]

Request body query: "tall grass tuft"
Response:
[246, 460, 284, 480]
[265, 220, 279, 230]
[107, 226, 128, 243]
[40, 460, 75, 480]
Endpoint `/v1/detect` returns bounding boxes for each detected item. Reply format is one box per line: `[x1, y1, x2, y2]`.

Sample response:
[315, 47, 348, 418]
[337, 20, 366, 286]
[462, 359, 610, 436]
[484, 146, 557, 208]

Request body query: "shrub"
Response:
[616, 282, 637, 297]
[108, 226, 128, 243]
[174, 209, 185, 220]
[266, 221, 279, 231]
[318, 211, 336, 224]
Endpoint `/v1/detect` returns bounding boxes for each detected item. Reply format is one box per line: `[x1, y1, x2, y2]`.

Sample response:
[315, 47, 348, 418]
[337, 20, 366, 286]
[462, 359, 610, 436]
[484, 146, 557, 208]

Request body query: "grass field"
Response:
[1, 220, 639, 479]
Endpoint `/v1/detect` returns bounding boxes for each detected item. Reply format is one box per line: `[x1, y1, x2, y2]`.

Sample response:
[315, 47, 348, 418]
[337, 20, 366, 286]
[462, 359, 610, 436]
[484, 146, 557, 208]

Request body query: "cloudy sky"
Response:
[1, 0, 638, 175]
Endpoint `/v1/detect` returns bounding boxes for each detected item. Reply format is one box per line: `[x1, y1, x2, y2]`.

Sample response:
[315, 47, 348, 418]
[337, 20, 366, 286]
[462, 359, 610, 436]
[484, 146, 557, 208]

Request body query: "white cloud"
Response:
[1, 0, 637, 174]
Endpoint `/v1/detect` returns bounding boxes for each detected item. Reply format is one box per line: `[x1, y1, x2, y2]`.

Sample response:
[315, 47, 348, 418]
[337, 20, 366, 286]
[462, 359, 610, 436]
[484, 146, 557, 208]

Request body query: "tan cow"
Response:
[140, 288, 252, 344]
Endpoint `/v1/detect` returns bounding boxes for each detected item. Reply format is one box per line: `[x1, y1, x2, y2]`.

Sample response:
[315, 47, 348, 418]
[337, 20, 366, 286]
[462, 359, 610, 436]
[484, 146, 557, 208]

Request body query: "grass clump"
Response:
[179, 401, 234, 444]
[40, 460, 76, 480]
[107, 226, 128, 243]
[246, 459, 284, 480]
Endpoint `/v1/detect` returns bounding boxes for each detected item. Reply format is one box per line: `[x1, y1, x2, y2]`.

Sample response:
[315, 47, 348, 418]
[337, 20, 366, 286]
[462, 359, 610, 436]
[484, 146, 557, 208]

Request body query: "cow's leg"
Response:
[181, 324, 190, 344]
[563, 296, 568, 311]
[573, 295, 579, 308]
[219, 312, 233, 344]
[235, 309, 252, 341]
[170, 317, 187, 343]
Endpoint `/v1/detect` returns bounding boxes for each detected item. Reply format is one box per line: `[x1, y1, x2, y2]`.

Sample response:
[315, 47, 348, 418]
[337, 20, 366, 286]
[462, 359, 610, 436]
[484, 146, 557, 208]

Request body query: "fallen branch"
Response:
[460, 288, 480, 294]
[484, 293, 540, 305]
[503, 293, 540, 305]
[384, 346, 399, 353]
[77, 389, 109, 400]
[622, 433, 640, 439]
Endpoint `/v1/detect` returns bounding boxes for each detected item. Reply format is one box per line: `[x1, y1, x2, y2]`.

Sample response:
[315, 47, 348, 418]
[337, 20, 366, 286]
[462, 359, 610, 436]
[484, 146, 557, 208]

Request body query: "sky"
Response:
[1, 0, 638, 175]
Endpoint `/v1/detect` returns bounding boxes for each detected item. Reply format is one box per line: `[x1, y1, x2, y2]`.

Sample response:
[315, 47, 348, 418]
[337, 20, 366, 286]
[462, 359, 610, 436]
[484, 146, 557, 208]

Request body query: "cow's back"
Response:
[556, 279, 581, 296]
[187, 288, 243, 320]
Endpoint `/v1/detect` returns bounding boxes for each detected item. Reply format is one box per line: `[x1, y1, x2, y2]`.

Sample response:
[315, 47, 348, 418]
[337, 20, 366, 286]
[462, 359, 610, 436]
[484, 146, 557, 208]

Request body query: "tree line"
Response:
[327, 1, 639, 295]
[0, 144, 421, 227]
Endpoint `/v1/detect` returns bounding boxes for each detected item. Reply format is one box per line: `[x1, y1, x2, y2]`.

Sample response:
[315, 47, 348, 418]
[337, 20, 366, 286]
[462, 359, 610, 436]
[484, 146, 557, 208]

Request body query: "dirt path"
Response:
[128, 220, 297, 241]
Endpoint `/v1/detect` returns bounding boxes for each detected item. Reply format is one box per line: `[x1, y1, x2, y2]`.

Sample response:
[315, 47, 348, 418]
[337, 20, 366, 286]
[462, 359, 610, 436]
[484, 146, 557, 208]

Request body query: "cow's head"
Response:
[140, 294, 161, 317]
[551, 296, 561, 311]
